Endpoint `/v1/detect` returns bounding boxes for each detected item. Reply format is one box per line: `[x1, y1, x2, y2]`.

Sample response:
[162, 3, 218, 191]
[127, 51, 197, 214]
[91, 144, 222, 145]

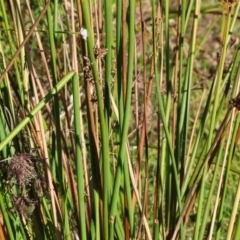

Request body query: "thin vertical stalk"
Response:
[104, 0, 112, 125]
[209, 115, 235, 239]
[121, 0, 127, 104]
[0, 192, 15, 240]
[53, 0, 59, 39]
[80, 0, 110, 239]
[175, 0, 186, 176]
[198, 143, 224, 239]
[103, 0, 113, 238]
[181, 0, 200, 175]
[124, 150, 134, 236]
[111, 1, 123, 238]
[46, 7, 64, 238]
[109, 0, 135, 230]
[155, 1, 182, 237]
[193, 166, 206, 240]
[233, 212, 240, 240]
[72, 73, 87, 240]
[116, 0, 123, 128]
[163, 0, 184, 236]
[226, 171, 240, 239]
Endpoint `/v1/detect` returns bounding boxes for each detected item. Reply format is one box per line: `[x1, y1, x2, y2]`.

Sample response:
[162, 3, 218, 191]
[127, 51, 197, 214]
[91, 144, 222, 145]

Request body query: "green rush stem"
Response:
[80, 0, 110, 239]
[124, 148, 134, 236]
[104, 0, 112, 235]
[104, 0, 112, 127]
[72, 74, 87, 240]
[53, 0, 59, 39]
[0, 192, 15, 240]
[116, 0, 123, 130]
[153, 1, 182, 237]
[47, 6, 69, 238]
[176, 0, 186, 180]
[109, 0, 135, 226]
[162, 0, 184, 237]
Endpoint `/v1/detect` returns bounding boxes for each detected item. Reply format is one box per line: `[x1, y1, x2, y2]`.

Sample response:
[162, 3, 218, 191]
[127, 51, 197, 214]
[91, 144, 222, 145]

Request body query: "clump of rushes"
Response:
[2, 0, 240, 239]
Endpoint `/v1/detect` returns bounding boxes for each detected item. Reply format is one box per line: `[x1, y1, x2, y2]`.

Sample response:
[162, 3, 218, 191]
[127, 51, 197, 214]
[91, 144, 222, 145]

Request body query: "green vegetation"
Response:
[0, 0, 240, 239]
